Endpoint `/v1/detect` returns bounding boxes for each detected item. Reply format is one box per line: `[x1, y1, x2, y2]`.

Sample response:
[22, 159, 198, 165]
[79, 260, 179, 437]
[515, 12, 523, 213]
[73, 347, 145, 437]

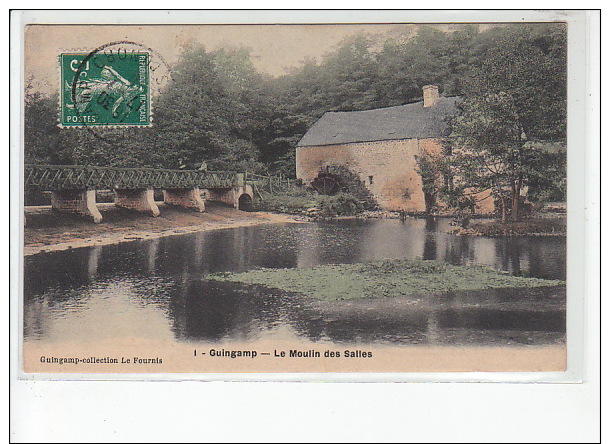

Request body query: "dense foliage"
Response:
[441, 24, 567, 219]
[257, 187, 366, 218]
[25, 23, 567, 207]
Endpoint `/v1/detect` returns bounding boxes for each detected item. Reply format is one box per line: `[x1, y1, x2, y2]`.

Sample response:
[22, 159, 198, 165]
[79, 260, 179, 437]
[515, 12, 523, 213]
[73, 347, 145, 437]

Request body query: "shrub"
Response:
[318, 193, 364, 217]
[256, 188, 364, 216]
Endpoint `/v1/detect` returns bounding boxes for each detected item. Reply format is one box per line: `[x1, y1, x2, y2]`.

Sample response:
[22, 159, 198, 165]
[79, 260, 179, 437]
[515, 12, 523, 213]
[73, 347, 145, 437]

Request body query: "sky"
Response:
[24, 23, 487, 95]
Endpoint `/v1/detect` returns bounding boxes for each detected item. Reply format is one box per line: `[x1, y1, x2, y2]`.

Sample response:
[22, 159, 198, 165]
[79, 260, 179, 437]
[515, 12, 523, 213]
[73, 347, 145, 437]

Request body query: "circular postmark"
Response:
[62, 41, 172, 135]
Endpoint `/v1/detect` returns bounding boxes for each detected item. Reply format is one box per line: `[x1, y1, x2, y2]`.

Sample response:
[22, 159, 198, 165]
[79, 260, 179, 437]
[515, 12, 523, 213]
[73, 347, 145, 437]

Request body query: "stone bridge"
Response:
[24, 164, 255, 223]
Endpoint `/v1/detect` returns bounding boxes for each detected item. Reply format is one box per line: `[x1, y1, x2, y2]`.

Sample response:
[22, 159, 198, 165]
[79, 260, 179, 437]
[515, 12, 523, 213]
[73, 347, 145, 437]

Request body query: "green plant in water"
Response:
[207, 258, 564, 301]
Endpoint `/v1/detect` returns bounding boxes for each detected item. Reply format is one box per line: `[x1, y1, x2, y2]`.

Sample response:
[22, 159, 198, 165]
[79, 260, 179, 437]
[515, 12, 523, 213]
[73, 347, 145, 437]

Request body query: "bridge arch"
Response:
[237, 192, 254, 211]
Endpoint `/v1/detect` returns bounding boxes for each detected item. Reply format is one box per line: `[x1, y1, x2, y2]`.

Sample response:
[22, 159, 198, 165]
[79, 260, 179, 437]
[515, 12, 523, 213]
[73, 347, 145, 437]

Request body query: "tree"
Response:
[446, 93, 555, 222]
[523, 142, 567, 204]
[443, 24, 567, 221]
[317, 34, 380, 111]
[465, 23, 567, 141]
[415, 152, 442, 213]
[24, 87, 79, 165]
[149, 45, 268, 173]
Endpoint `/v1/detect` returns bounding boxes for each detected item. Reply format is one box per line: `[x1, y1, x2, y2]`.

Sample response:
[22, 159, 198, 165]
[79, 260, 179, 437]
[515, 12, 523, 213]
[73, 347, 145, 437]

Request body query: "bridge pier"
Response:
[204, 173, 254, 211]
[50, 189, 103, 223]
[114, 188, 160, 217]
[204, 189, 236, 207]
[163, 188, 205, 212]
[204, 187, 254, 210]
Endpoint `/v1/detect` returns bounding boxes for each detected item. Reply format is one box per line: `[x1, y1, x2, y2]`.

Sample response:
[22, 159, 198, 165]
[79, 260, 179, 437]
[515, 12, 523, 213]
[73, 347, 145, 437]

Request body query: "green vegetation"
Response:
[256, 187, 365, 217]
[437, 25, 567, 220]
[457, 218, 566, 237]
[207, 259, 564, 301]
[25, 24, 566, 188]
[253, 166, 376, 217]
[444, 93, 566, 222]
[415, 153, 442, 213]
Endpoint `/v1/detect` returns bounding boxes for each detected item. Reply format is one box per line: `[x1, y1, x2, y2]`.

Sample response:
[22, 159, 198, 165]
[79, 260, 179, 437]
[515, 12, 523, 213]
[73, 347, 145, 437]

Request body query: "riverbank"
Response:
[23, 202, 304, 256]
[452, 217, 567, 237]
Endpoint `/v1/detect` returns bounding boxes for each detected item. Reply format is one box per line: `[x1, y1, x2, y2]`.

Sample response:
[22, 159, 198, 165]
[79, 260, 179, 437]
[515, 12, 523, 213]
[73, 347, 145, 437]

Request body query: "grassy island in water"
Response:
[207, 259, 564, 301]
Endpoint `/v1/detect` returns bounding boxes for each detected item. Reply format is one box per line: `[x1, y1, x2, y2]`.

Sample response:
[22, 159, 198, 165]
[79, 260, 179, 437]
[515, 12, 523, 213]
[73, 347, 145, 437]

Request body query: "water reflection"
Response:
[284, 286, 565, 346]
[24, 219, 566, 345]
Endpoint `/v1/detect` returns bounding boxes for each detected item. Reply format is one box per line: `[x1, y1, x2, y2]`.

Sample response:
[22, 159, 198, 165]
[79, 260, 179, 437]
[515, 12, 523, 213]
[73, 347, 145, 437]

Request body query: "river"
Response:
[23, 218, 566, 346]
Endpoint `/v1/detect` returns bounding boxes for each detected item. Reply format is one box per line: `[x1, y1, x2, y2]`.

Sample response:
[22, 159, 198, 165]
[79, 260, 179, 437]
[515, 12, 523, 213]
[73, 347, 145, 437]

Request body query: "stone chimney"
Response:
[423, 85, 440, 108]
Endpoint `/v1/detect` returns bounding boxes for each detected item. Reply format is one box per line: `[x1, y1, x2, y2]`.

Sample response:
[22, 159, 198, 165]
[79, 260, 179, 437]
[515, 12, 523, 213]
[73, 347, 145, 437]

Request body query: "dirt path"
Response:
[24, 202, 304, 256]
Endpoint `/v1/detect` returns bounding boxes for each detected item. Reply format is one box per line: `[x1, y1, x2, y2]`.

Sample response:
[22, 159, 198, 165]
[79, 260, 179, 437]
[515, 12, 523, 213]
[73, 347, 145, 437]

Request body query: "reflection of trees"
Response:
[297, 220, 371, 267]
[526, 237, 566, 280]
[166, 280, 291, 341]
[443, 235, 476, 265]
[287, 304, 430, 344]
[422, 217, 439, 260]
[360, 219, 426, 262]
[27, 222, 565, 293]
[494, 238, 524, 276]
[437, 308, 565, 333]
[25, 248, 93, 297]
[24, 222, 567, 343]
[162, 276, 565, 345]
[286, 287, 566, 346]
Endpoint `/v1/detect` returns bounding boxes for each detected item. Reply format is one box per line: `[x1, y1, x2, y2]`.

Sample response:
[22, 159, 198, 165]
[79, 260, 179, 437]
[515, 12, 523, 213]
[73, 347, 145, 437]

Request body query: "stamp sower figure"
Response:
[74, 65, 143, 117]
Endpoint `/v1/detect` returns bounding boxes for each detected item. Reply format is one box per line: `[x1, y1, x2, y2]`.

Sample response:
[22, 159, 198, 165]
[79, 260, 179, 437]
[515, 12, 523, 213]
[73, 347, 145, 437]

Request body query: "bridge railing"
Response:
[24, 164, 238, 191]
[246, 172, 300, 194]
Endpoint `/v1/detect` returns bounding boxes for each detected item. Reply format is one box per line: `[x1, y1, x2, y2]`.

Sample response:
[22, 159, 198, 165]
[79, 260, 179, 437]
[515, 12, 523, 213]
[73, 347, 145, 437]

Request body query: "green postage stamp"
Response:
[60, 51, 150, 127]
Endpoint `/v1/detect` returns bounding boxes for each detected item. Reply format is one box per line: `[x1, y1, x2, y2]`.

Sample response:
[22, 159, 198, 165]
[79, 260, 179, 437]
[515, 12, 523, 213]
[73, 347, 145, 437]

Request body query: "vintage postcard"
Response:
[16, 11, 590, 380]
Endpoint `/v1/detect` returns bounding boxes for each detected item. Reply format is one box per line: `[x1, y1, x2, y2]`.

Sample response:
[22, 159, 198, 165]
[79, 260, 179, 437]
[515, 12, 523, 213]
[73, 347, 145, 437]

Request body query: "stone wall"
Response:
[296, 138, 496, 214]
[296, 138, 444, 212]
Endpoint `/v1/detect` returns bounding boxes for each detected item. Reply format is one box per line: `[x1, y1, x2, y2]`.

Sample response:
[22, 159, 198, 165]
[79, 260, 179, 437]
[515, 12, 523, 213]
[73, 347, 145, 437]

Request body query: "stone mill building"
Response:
[296, 85, 494, 213]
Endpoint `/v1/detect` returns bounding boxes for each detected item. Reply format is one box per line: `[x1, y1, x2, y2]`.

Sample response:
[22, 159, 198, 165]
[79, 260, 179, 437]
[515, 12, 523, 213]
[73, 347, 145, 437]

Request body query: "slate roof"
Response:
[297, 96, 460, 147]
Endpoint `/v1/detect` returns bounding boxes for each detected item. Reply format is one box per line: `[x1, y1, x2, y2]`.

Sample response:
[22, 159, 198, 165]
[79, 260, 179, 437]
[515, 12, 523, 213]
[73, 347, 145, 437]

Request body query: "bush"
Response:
[257, 194, 318, 214]
[318, 193, 364, 217]
[312, 165, 378, 210]
[257, 188, 364, 217]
